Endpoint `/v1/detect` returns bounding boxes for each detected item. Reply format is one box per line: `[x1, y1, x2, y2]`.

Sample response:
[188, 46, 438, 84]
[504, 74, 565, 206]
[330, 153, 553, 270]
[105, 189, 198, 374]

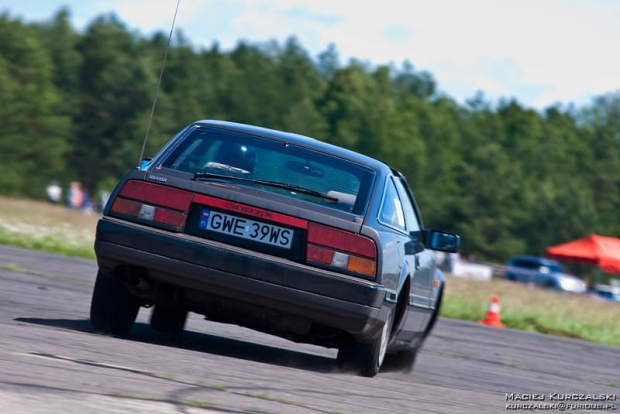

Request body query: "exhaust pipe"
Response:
[122, 268, 152, 290]
[126, 274, 151, 290]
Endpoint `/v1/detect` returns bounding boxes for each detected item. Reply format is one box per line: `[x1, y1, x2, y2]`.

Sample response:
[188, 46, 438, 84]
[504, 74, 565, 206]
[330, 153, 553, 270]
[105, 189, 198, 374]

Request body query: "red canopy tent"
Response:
[546, 234, 620, 275]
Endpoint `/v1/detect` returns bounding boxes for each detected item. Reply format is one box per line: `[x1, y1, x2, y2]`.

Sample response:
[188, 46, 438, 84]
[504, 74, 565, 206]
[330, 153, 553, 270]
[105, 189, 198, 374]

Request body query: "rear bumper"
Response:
[95, 217, 390, 341]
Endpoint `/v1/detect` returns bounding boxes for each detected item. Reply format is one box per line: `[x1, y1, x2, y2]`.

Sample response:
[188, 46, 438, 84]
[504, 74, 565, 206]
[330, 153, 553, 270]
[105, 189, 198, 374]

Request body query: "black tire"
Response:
[544, 280, 557, 290]
[150, 303, 188, 335]
[337, 311, 393, 377]
[90, 270, 140, 336]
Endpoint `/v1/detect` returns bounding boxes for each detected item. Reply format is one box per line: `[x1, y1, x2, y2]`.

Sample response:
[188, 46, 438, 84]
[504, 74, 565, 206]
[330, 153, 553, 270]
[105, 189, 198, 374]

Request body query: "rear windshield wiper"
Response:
[193, 172, 338, 202]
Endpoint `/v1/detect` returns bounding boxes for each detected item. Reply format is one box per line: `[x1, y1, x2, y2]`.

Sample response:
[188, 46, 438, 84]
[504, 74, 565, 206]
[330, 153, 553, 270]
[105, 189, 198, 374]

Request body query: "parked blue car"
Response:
[504, 256, 586, 294]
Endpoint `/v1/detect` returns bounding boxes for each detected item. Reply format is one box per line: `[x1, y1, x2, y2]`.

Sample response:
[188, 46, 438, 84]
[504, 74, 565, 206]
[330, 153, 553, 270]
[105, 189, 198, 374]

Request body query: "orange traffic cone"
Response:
[478, 295, 505, 328]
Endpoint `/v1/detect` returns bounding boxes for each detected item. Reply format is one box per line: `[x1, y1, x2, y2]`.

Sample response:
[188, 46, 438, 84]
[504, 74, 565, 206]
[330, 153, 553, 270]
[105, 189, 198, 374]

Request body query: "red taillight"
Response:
[154, 208, 186, 228]
[110, 181, 191, 230]
[306, 245, 334, 264]
[111, 198, 141, 216]
[119, 181, 193, 211]
[306, 223, 377, 278]
[307, 223, 376, 259]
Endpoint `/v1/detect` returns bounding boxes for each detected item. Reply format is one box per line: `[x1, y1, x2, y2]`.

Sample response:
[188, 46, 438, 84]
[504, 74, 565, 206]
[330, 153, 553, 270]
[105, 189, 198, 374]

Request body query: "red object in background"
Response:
[478, 295, 505, 328]
[546, 234, 620, 275]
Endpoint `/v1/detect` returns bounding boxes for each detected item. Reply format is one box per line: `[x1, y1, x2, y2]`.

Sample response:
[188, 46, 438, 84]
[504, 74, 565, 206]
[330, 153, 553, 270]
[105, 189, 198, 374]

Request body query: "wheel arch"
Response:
[391, 264, 411, 336]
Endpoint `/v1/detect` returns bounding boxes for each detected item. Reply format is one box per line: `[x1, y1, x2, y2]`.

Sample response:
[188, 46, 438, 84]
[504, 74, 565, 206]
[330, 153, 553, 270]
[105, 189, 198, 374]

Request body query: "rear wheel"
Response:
[150, 303, 188, 335]
[337, 312, 393, 377]
[90, 270, 140, 336]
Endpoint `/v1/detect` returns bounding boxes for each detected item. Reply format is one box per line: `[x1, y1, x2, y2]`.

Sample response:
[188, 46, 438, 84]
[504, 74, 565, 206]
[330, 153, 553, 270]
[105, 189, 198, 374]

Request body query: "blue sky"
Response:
[3, 0, 619, 109]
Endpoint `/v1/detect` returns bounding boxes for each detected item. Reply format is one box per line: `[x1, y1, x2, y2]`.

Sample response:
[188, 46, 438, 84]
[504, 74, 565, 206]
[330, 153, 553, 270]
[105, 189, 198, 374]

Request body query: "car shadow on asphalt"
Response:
[14, 317, 338, 374]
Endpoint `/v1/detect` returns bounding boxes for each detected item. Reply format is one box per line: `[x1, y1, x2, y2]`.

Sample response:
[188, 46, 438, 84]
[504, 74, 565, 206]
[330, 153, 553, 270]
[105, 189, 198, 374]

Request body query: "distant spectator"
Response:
[446, 252, 459, 273]
[82, 191, 94, 215]
[67, 181, 84, 209]
[45, 180, 62, 204]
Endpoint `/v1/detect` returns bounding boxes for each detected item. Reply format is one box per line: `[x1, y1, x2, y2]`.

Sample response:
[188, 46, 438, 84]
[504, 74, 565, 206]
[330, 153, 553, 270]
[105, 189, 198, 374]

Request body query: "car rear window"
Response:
[160, 128, 375, 215]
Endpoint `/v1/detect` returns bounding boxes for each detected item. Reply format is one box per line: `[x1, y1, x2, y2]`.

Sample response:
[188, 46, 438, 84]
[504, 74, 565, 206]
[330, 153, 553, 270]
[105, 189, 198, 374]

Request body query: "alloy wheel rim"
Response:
[378, 319, 389, 367]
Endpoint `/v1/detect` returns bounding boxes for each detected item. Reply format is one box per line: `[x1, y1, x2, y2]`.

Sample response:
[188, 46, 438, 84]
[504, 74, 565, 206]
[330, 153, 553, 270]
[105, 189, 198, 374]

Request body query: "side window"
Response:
[379, 179, 406, 231]
[394, 178, 421, 233]
[520, 260, 538, 269]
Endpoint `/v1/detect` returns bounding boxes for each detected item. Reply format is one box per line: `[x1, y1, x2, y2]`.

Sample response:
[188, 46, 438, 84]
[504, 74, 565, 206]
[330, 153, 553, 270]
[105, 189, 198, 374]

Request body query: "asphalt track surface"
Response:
[0, 245, 618, 414]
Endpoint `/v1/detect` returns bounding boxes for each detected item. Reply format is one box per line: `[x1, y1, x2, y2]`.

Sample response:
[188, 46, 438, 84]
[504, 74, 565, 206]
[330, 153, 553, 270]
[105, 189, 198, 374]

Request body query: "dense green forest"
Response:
[0, 9, 619, 261]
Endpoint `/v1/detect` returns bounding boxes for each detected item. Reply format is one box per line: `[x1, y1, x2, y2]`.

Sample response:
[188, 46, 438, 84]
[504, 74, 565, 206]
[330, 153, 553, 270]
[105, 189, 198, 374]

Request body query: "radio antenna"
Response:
[138, 0, 181, 166]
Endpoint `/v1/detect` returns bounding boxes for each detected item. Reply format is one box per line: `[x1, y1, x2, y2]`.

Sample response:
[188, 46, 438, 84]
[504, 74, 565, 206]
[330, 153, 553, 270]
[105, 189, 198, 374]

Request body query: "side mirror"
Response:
[423, 229, 460, 253]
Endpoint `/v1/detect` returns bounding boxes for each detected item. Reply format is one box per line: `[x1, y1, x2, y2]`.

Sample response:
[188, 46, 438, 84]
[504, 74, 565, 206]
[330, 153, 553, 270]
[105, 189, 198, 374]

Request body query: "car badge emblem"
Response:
[148, 174, 167, 183]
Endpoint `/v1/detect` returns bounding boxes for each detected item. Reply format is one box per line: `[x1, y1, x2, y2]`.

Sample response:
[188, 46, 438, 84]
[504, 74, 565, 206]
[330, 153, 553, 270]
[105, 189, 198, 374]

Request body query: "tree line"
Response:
[0, 9, 619, 262]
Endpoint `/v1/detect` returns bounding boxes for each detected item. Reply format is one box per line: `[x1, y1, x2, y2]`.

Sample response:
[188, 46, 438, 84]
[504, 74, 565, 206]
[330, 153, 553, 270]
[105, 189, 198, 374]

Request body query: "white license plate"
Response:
[198, 209, 294, 249]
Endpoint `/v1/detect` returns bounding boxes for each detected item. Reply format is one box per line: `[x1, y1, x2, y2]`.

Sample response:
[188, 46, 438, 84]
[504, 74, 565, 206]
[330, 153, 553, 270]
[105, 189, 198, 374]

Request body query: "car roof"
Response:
[509, 255, 562, 265]
[194, 120, 392, 174]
